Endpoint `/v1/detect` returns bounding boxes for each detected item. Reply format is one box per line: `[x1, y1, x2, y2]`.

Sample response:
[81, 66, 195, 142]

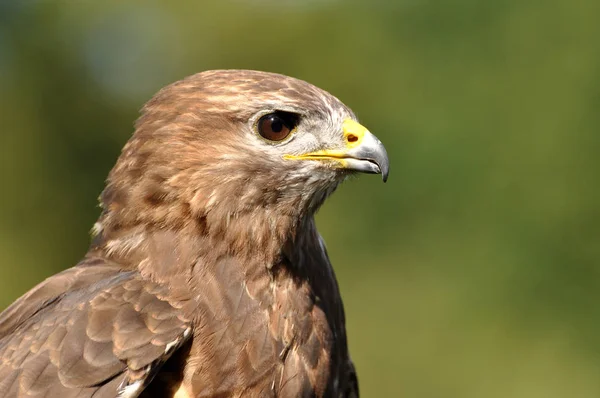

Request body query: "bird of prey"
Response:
[0, 70, 389, 397]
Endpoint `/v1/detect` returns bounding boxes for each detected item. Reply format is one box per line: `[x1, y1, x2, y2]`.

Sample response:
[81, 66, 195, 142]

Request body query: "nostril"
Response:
[347, 134, 358, 143]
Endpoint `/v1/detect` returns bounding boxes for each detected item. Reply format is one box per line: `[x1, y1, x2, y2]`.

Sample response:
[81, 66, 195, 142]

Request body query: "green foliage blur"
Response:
[1, 0, 599, 396]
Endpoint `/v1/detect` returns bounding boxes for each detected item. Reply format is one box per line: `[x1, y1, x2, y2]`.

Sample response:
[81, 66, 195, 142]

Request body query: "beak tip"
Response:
[381, 164, 389, 182]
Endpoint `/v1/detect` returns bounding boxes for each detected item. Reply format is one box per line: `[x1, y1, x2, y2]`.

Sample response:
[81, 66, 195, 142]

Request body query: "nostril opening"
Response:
[347, 134, 358, 143]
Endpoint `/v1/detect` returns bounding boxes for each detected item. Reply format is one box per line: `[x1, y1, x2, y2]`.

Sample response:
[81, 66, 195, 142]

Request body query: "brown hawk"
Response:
[0, 70, 389, 397]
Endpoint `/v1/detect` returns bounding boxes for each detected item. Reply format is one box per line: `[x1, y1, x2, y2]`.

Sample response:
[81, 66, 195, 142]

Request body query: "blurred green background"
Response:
[1, 0, 600, 396]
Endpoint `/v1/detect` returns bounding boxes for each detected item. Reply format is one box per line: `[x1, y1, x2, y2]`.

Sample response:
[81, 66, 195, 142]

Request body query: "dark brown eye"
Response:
[257, 112, 298, 141]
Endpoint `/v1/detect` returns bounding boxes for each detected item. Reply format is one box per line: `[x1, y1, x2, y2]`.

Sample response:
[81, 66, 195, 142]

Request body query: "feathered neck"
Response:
[88, 209, 321, 291]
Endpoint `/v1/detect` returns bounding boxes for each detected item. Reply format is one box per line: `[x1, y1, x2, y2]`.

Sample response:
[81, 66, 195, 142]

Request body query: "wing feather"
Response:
[0, 257, 192, 397]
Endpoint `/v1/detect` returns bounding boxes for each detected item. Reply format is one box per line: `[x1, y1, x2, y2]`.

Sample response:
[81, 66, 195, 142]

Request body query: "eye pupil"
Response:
[257, 112, 298, 142]
[270, 117, 283, 133]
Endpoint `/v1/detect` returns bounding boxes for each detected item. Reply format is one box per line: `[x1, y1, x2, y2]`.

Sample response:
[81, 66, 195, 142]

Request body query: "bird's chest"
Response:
[180, 260, 348, 397]
[268, 268, 346, 397]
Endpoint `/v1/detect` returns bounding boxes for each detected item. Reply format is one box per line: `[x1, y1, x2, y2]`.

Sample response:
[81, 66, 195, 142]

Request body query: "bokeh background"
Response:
[1, 0, 600, 396]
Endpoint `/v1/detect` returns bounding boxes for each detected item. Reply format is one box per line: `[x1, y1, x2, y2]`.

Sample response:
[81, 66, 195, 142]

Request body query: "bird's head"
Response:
[96, 70, 389, 259]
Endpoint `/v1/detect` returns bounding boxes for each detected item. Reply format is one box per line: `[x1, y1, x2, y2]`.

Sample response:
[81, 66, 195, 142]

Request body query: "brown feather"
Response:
[0, 70, 362, 397]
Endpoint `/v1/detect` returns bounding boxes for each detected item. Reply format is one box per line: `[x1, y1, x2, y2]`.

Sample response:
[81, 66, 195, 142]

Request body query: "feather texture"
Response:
[0, 70, 367, 397]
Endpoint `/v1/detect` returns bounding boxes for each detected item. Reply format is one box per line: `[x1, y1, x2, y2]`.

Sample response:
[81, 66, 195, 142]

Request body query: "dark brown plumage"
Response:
[0, 70, 388, 397]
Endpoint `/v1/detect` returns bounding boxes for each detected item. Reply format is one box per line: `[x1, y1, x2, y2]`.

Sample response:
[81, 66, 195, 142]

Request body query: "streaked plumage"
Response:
[0, 70, 388, 397]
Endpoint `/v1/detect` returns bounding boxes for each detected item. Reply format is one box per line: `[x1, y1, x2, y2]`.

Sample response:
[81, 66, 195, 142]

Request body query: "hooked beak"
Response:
[285, 119, 389, 182]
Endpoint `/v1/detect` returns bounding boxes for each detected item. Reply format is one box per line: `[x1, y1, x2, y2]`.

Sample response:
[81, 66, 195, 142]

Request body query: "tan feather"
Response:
[0, 70, 370, 397]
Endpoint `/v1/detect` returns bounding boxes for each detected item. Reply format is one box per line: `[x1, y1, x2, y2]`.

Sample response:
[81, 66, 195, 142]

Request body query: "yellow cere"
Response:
[283, 119, 369, 163]
[341, 119, 368, 148]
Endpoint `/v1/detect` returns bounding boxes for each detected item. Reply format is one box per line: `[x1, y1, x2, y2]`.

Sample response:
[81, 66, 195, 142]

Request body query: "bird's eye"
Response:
[257, 112, 298, 142]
